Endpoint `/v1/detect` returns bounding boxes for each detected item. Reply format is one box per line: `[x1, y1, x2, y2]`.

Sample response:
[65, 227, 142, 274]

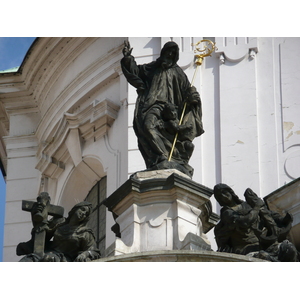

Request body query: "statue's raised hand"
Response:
[123, 40, 133, 57]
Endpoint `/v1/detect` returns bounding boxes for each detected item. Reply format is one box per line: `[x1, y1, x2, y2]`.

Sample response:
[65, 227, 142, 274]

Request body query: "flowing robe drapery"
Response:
[121, 42, 204, 175]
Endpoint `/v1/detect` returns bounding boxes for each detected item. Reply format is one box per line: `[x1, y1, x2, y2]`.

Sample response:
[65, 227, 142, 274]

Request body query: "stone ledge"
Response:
[133, 169, 191, 180]
[93, 250, 267, 262]
[104, 171, 214, 212]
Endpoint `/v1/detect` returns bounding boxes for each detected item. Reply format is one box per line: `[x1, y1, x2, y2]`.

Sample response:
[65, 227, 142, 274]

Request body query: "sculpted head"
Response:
[32, 192, 51, 223]
[159, 41, 179, 69]
[162, 103, 177, 121]
[36, 192, 51, 210]
[67, 201, 93, 225]
[213, 183, 242, 207]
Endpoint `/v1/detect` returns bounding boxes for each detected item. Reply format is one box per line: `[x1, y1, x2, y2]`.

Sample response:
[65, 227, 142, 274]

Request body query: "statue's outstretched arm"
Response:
[121, 42, 145, 91]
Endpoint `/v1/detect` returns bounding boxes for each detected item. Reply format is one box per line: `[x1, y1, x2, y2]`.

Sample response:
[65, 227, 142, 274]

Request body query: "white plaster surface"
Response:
[133, 169, 190, 180]
[109, 179, 213, 255]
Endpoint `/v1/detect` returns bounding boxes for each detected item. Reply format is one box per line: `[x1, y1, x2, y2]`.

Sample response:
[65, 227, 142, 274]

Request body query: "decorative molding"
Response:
[0, 38, 91, 101]
[3, 134, 38, 157]
[65, 128, 82, 167]
[37, 153, 65, 178]
[219, 53, 225, 64]
[104, 133, 121, 188]
[39, 41, 122, 116]
[1, 38, 123, 141]
[284, 146, 300, 180]
[249, 48, 257, 60]
[40, 176, 49, 192]
[36, 60, 121, 144]
[215, 37, 258, 63]
[65, 98, 120, 141]
[35, 39, 97, 109]
[36, 98, 120, 178]
[0, 102, 8, 174]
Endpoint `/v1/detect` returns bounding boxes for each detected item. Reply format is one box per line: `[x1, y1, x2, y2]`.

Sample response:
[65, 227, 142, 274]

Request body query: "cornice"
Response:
[0, 101, 9, 133]
[35, 42, 123, 144]
[0, 38, 59, 94]
[3, 133, 38, 146]
[215, 37, 258, 64]
[0, 38, 105, 114]
[0, 38, 66, 111]
[104, 173, 214, 212]
[34, 38, 99, 109]
[2, 133, 38, 161]
[104, 172, 219, 233]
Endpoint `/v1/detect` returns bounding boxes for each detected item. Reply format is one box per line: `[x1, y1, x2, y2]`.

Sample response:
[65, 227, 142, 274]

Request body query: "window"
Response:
[85, 176, 107, 256]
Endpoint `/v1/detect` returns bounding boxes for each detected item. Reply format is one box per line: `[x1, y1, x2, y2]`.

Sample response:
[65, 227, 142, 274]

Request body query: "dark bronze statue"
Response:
[121, 40, 204, 177]
[244, 188, 298, 262]
[17, 192, 64, 258]
[213, 184, 298, 261]
[17, 194, 101, 262]
[213, 184, 260, 255]
[244, 188, 293, 248]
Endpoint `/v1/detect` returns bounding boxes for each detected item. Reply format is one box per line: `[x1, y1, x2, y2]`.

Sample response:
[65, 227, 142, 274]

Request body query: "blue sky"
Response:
[0, 175, 5, 261]
[0, 37, 36, 261]
[0, 37, 36, 71]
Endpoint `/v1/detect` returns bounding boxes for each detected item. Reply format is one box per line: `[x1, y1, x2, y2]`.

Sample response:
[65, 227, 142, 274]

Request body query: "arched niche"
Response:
[58, 156, 106, 215]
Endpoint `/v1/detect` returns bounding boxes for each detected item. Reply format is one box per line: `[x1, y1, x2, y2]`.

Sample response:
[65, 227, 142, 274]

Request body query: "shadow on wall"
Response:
[59, 157, 105, 215]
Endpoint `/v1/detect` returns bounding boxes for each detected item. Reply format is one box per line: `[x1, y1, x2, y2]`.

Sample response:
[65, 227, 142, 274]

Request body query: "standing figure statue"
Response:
[121, 40, 204, 177]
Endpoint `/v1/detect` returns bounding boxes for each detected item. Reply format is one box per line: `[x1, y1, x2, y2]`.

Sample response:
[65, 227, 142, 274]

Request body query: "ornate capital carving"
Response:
[215, 37, 258, 63]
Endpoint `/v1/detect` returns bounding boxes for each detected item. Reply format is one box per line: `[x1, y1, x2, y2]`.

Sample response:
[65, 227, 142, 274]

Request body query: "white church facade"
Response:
[0, 37, 299, 262]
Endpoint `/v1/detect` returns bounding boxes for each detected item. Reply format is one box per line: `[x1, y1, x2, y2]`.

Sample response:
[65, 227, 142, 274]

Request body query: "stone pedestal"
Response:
[104, 170, 219, 256]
